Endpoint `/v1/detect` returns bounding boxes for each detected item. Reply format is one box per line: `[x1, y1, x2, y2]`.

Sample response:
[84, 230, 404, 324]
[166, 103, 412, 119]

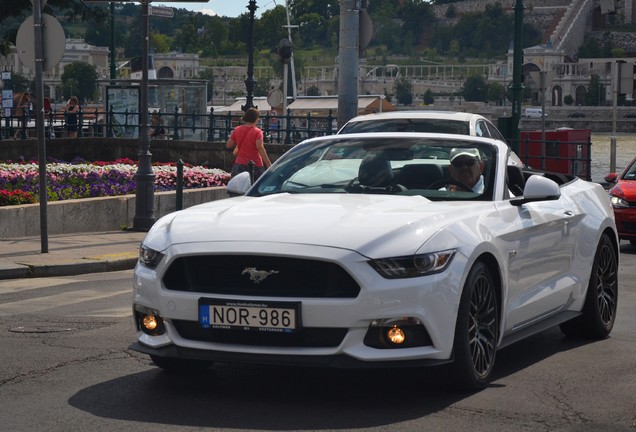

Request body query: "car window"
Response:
[475, 121, 488, 138]
[339, 119, 470, 135]
[623, 161, 636, 180]
[252, 137, 496, 201]
[485, 120, 506, 141]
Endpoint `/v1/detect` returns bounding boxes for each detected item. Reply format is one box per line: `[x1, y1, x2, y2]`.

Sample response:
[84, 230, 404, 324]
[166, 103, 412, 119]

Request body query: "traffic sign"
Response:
[16, 14, 65, 71]
[83, 0, 209, 2]
[149, 5, 174, 17]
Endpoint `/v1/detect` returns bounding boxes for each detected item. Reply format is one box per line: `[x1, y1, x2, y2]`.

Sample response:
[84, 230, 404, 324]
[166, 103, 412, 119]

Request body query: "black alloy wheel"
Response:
[451, 261, 499, 390]
[560, 233, 618, 338]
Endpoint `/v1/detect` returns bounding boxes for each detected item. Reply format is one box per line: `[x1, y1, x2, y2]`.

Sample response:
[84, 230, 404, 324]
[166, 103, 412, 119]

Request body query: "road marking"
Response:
[0, 288, 129, 316]
[70, 306, 132, 318]
[0, 277, 87, 295]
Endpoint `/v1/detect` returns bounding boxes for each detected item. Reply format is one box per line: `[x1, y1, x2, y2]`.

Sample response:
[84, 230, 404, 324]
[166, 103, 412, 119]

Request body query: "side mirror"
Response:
[604, 172, 618, 183]
[226, 171, 251, 197]
[511, 175, 560, 206]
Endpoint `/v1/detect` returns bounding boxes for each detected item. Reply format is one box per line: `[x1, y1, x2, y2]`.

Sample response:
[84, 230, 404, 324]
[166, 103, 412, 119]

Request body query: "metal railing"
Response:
[0, 106, 338, 144]
[512, 135, 592, 180]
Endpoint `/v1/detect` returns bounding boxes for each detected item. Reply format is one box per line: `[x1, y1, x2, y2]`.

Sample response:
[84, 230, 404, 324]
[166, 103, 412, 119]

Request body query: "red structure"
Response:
[519, 129, 592, 180]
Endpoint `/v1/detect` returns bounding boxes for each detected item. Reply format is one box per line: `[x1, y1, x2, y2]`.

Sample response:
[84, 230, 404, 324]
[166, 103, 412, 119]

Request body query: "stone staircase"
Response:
[550, 0, 595, 57]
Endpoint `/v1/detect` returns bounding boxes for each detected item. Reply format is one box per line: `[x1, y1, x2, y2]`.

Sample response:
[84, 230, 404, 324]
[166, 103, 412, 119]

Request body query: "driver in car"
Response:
[447, 148, 485, 193]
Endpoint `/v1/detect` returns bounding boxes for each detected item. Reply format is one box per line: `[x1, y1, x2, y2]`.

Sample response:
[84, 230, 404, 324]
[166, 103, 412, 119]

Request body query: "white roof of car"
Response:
[344, 110, 489, 123]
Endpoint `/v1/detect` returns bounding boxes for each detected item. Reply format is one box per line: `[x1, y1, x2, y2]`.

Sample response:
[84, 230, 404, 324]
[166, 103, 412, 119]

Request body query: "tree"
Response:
[564, 95, 574, 106]
[150, 32, 172, 54]
[486, 82, 505, 104]
[463, 75, 487, 102]
[0, 0, 108, 55]
[256, 6, 288, 50]
[61, 61, 98, 102]
[585, 74, 605, 106]
[394, 78, 413, 106]
[423, 88, 435, 105]
[4, 72, 31, 92]
[306, 85, 321, 96]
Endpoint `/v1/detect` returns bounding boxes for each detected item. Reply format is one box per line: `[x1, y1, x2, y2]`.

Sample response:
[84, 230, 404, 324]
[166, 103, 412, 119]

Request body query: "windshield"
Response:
[250, 136, 497, 201]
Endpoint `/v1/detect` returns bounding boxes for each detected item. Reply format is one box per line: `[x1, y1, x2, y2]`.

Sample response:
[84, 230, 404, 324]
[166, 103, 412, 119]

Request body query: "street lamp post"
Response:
[241, 0, 257, 112]
[132, 0, 155, 231]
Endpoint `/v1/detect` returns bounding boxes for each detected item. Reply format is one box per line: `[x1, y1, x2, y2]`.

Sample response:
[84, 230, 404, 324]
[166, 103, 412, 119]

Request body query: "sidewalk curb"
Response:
[0, 256, 139, 280]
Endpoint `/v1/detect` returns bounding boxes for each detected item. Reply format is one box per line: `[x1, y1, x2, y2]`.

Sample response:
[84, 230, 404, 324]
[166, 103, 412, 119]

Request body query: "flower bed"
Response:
[0, 157, 230, 207]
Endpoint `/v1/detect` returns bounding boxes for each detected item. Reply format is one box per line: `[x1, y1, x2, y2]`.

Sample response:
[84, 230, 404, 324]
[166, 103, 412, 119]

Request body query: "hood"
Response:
[616, 179, 636, 200]
[145, 194, 489, 258]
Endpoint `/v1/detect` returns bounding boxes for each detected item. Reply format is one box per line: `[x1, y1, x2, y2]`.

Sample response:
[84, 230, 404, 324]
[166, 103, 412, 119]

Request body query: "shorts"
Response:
[231, 163, 266, 180]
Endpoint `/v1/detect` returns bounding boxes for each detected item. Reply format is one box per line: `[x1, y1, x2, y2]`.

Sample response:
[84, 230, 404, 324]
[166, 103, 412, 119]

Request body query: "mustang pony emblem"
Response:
[241, 267, 279, 284]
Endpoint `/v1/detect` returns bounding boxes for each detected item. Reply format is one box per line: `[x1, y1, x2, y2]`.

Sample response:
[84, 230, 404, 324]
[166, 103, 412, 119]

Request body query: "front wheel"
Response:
[560, 233, 618, 339]
[450, 261, 499, 390]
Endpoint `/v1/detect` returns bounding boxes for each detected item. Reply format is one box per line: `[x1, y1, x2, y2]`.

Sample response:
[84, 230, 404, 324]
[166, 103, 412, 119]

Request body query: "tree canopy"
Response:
[1, 1, 544, 70]
[61, 61, 98, 102]
[0, 0, 108, 55]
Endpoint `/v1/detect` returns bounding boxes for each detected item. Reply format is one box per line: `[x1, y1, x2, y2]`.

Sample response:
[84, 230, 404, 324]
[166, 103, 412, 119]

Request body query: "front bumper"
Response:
[129, 341, 452, 369]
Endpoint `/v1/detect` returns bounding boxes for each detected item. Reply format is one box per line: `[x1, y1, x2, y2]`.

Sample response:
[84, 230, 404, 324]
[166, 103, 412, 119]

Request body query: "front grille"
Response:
[172, 320, 347, 347]
[163, 255, 361, 298]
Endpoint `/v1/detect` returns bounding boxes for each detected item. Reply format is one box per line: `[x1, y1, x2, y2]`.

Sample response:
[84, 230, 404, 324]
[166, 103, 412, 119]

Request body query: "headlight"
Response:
[139, 245, 165, 269]
[369, 249, 456, 279]
[609, 195, 629, 208]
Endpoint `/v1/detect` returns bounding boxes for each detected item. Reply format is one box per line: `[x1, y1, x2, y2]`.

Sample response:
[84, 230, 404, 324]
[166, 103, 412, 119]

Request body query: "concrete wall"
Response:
[0, 187, 229, 239]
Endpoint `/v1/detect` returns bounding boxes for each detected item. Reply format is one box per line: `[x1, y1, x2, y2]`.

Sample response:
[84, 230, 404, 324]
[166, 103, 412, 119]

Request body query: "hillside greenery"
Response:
[1, 0, 543, 66]
[1, 0, 625, 105]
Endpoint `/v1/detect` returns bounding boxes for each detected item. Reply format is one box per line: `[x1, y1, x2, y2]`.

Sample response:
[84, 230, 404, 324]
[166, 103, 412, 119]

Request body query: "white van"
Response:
[522, 108, 546, 118]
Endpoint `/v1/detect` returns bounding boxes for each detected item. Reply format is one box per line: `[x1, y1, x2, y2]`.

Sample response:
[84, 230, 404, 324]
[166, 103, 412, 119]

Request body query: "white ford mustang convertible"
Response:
[131, 133, 619, 389]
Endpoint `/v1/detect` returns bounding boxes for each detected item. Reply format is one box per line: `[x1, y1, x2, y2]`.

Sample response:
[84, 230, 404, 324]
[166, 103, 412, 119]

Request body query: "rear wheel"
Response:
[560, 233, 618, 338]
[150, 355, 212, 374]
[450, 261, 499, 390]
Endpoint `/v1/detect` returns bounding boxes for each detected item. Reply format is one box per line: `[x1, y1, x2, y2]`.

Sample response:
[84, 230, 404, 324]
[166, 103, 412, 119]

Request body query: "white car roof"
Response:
[343, 111, 489, 123]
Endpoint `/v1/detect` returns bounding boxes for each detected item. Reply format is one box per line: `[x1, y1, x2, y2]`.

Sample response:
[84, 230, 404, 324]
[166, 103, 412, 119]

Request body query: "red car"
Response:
[605, 157, 636, 244]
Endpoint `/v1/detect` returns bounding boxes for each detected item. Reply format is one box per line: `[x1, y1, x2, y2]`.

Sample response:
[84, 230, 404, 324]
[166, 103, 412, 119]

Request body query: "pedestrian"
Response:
[149, 110, 165, 139]
[65, 96, 80, 138]
[225, 107, 272, 180]
[13, 92, 30, 139]
[43, 97, 55, 139]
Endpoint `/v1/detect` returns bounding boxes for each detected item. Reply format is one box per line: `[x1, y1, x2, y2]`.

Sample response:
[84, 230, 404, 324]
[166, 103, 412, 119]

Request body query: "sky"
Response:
[157, 0, 278, 18]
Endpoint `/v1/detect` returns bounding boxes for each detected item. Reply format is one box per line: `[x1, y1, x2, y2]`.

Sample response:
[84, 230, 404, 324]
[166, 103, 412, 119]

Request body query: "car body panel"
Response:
[607, 156, 636, 242]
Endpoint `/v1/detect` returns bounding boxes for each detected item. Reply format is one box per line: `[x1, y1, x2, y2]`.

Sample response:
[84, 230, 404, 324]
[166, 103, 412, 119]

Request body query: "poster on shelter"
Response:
[106, 86, 139, 138]
[2, 90, 13, 117]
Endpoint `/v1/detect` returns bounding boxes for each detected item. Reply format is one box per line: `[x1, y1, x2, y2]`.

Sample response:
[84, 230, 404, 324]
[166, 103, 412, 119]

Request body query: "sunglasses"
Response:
[451, 158, 477, 168]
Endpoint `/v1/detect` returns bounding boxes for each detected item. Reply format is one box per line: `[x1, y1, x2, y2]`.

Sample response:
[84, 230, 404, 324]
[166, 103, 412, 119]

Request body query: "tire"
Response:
[560, 233, 618, 339]
[450, 261, 499, 390]
[150, 355, 212, 374]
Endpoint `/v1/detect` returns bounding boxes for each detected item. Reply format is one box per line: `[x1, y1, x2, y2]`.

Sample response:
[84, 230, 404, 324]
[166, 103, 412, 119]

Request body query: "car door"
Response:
[493, 189, 580, 334]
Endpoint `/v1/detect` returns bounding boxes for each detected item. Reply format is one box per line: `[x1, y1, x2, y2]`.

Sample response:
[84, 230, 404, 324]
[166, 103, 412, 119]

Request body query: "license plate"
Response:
[198, 298, 300, 333]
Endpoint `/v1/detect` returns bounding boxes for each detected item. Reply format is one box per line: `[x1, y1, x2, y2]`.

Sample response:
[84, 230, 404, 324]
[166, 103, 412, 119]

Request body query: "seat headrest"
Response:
[358, 156, 394, 187]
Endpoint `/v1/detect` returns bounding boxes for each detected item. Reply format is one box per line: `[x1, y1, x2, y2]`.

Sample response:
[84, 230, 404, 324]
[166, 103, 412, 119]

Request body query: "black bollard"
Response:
[176, 159, 184, 211]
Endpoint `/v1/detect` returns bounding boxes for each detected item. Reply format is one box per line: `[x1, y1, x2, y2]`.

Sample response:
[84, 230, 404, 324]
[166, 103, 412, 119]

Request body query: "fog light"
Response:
[137, 311, 166, 336]
[364, 317, 432, 349]
[142, 314, 159, 331]
[387, 326, 406, 344]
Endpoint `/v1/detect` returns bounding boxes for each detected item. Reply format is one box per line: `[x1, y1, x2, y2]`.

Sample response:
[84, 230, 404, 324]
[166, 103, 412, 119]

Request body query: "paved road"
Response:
[1, 244, 635, 431]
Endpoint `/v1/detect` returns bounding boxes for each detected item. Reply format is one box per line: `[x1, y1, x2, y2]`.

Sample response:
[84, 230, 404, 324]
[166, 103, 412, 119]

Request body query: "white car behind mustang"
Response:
[131, 132, 618, 389]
